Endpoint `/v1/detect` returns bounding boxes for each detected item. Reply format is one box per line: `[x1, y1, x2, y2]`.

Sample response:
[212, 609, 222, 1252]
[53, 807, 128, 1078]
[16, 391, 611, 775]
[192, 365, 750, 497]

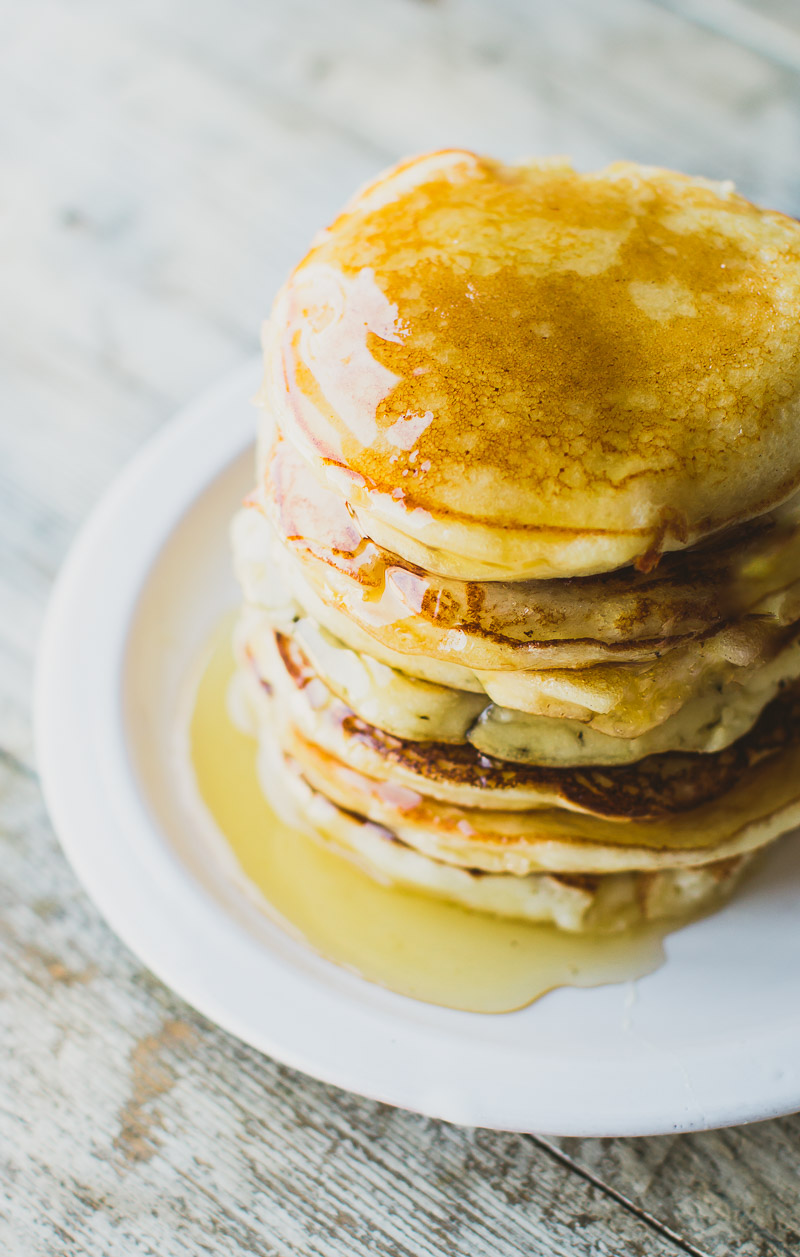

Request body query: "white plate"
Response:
[36, 360, 800, 1137]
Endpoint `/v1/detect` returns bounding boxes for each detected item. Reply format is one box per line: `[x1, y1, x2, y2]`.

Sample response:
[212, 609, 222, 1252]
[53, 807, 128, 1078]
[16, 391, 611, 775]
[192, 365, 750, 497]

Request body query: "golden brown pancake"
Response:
[256, 427, 800, 668]
[232, 516, 800, 734]
[231, 150, 800, 936]
[251, 623, 800, 820]
[263, 151, 800, 579]
[271, 723, 800, 876]
[238, 602, 800, 765]
[266, 752, 753, 931]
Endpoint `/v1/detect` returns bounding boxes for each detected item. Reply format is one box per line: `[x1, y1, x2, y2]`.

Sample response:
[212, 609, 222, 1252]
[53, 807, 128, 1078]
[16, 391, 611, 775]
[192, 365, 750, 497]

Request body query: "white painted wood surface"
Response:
[3, 1, 800, 1252]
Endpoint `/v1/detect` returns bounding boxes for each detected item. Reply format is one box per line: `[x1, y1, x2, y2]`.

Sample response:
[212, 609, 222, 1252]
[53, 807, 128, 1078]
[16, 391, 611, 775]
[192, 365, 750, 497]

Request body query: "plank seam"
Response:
[527, 1135, 713, 1257]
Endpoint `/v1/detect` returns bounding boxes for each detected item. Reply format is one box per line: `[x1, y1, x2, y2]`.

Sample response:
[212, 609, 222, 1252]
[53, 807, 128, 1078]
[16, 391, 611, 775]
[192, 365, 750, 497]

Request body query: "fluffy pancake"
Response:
[232, 508, 800, 734]
[259, 425, 800, 668]
[239, 603, 800, 765]
[231, 150, 800, 937]
[264, 749, 753, 931]
[244, 621, 800, 820]
[231, 637, 800, 874]
[263, 150, 800, 579]
[239, 606, 487, 743]
[274, 722, 800, 875]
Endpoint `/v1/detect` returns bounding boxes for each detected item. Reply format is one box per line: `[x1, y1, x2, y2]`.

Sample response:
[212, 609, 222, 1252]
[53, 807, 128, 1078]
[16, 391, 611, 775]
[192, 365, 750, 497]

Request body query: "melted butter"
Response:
[190, 621, 672, 1013]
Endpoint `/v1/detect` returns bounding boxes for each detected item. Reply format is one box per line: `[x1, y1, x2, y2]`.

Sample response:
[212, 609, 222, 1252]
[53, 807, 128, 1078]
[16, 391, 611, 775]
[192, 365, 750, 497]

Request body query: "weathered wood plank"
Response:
[540, 1128, 800, 1257]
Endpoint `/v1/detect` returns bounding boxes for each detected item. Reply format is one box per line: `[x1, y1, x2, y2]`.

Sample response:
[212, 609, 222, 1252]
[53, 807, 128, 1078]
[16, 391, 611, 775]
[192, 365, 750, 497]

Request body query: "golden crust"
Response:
[260, 423, 800, 668]
[238, 601, 800, 766]
[260, 625, 800, 820]
[275, 758, 753, 931]
[232, 504, 800, 734]
[278, 723, 800, 876]
[265, 150, 800, 578]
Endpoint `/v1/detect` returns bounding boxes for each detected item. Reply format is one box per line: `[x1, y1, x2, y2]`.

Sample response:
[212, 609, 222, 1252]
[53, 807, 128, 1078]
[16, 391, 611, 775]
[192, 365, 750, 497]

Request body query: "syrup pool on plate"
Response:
[189, 619, 674, 1013]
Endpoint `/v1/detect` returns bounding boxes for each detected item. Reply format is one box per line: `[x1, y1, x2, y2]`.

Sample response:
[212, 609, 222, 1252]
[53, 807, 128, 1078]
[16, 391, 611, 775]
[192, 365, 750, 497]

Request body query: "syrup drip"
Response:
[190, 622, 673, 1013]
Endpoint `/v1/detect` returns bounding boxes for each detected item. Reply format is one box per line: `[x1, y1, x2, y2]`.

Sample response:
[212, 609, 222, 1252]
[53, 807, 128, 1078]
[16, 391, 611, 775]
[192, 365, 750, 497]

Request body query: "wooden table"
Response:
[4, 1, 800, 1252]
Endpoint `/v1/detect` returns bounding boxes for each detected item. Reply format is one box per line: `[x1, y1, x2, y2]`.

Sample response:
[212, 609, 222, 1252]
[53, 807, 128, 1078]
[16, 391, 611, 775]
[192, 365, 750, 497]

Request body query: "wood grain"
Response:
[3, 0, 800, 1253]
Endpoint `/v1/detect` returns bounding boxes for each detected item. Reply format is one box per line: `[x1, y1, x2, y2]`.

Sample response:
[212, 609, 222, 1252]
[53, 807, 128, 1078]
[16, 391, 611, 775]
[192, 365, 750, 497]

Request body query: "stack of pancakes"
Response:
[232, 150, 800, 933]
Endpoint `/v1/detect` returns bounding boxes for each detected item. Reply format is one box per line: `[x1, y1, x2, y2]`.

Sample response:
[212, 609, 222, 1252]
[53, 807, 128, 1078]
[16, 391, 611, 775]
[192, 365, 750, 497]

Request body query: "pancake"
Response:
[263, 150, 800, 579]
[243, 621, 800, 820]
[470, 637, 800, 764]
[240, 607, 487, 743]
[230, 149, 800, 940]
[239, 603, 800, 765]
[273, 720, 800, 875]
[232, 509, 800, 734]
[470, 617, 800, 732]
[263, 747, 753, 932]
[260, 425, 800, 668]
[270, 506, 800, 716]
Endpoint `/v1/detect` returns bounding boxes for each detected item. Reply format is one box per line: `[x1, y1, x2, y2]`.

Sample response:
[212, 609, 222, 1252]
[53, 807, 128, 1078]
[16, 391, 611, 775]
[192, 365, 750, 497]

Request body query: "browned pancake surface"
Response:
[263, 432, 800, 660]
[274, 630, 800, 819]
[270, 152, 800, 561]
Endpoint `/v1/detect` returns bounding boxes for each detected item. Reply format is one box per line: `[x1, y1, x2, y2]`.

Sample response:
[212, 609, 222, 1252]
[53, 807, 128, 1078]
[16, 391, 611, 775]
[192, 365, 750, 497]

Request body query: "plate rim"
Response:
[35, 358, 800, 1137]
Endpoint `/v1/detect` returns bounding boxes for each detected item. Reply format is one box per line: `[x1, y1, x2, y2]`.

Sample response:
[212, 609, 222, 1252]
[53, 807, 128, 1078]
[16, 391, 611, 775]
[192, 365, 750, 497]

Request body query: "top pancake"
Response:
[264, 149, 800, 579]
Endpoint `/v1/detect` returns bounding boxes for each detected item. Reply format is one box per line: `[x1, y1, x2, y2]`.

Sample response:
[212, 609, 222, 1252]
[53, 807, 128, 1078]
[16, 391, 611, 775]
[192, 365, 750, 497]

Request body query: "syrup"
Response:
[189, 622, 672, 1013]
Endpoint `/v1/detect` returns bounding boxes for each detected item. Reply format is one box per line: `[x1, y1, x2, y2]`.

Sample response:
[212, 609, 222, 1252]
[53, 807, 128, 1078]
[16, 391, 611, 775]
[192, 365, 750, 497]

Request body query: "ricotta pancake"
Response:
[259, 425, 800, 668]
[265, 750, 753, 932]
[263, 151, 800, 579]
[264, 490, 800, 688]
[233, 510, 800, 735]
[229, 150, 800, 937]
[242, 622, 800, 820]
[270, 720, 800, 876]
[236, 654, 800, 877]
[238, 604, 800, 765]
